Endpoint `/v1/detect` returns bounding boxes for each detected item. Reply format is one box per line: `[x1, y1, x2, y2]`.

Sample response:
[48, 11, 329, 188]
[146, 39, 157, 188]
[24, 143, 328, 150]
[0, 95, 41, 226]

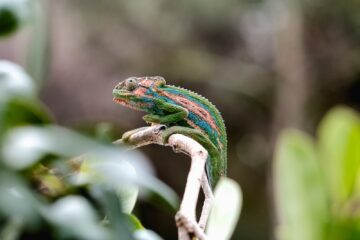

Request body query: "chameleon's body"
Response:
[112, 76, 227, 187]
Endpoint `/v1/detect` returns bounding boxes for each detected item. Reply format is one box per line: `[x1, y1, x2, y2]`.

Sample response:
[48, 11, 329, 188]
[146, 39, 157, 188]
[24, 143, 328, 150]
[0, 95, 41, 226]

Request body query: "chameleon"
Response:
[112, 76, 227, 188]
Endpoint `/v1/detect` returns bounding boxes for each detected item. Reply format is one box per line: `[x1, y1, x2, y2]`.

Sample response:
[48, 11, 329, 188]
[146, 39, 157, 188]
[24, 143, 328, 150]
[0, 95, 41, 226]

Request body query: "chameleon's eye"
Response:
[125, 78, 137, 91]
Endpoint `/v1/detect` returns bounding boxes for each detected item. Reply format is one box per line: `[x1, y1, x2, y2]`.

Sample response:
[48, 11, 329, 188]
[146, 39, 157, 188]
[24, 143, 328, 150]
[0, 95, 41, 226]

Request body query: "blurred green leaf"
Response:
[133, 229, 164, 240]
[127, 214, 144, 231]
[2, 126, 110, 169]
[77, 151, 179, 211]
[0, 60, 51, 141]
[207, 177, 242, 240]
[0, 0, 31, 36]
[89, 187, 133, 240]
[2, 127, 55, 169]
[3, 98, 52, 126]
[44, 195, 110, 240]
[0, 170, 42, 227]
[94, 122, 114, 143]
[78, 157, 139, 214]
[26, 0, 49, 91]
[0, 7, 19, 36]
[0, 216, 22, 240]
[2, 125, 178, 209]
[0, 60, 36, 99]
[318, 106, 360, 204]
[115, 183, 139, 214]
[274, 129, 329, 240]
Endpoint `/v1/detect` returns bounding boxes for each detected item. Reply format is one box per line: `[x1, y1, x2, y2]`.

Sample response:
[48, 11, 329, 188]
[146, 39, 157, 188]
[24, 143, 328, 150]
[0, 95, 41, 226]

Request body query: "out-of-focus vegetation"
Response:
[0, 0, 359, 239]
[0, 59, 181, 239]
[0, 0, 31, 36]
[0, 4, 180, 238]
[274, 107, 360, 240]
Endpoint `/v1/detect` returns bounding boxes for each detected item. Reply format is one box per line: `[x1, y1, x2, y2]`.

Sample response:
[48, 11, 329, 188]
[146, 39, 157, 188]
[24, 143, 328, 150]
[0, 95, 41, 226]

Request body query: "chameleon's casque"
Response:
[113, 76, 227, 187]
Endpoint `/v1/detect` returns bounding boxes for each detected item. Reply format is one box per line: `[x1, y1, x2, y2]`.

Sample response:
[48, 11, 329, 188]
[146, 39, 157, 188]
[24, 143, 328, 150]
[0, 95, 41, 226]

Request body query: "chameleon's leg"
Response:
[143, 99, 188, 124]
[199, 173, 214, 230]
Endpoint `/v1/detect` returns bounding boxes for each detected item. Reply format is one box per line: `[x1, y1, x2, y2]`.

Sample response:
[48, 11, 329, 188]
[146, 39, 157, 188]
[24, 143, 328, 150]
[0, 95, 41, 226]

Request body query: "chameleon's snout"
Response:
[112, 87, 127, 98]
[112, 80, 135, 99]
[114, 81, 124, 90]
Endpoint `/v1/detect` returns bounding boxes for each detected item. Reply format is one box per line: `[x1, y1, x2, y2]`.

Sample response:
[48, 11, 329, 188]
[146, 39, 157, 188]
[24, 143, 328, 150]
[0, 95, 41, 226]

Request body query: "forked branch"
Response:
[114, 125, 213, 240]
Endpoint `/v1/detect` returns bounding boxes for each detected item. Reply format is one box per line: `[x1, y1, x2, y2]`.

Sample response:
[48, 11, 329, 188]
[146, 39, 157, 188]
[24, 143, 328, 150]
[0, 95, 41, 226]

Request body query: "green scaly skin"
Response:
[112, 76, 227, 188]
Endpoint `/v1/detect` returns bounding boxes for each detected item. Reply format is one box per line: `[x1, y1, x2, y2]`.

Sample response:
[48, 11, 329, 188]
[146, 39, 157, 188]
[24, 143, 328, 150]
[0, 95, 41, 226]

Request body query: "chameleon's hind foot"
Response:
[175, 212, 207, 240]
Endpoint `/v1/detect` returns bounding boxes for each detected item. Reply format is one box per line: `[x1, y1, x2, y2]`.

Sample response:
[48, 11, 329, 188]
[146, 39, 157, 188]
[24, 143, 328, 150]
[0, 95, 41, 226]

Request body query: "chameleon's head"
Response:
[112, 76, 166, 111]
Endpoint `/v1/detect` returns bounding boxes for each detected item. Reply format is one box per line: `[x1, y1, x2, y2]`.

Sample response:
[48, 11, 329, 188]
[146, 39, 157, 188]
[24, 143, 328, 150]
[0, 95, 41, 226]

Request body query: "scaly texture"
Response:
[113, 76, 227, 187]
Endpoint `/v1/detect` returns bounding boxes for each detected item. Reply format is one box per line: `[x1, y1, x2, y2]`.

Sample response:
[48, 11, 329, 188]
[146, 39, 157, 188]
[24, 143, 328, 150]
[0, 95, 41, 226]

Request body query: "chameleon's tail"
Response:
[205, 156, 214, 189]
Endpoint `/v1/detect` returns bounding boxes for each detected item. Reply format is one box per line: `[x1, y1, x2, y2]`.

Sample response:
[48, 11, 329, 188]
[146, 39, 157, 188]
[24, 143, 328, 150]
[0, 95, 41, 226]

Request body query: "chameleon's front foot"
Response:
[113, 125, 167, 146]
[113, 127, 148, 144]
[142, 114, 161, 124]
[175, 212, 207, 240]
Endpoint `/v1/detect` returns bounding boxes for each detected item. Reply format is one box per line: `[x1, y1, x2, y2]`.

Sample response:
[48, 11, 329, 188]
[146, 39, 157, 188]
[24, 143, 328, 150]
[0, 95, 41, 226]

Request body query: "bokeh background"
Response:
[1, 0, 359, 239]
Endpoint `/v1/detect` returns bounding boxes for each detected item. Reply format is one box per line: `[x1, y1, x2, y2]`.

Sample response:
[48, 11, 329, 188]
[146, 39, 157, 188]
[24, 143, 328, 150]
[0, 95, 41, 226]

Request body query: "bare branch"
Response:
[114, 125, 211, 240]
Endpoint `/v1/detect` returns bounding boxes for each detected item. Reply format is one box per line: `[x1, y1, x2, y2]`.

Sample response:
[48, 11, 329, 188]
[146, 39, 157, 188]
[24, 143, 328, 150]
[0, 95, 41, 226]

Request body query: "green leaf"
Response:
[207, 177, 242, 240]
[0, 170, 42, 227]
[2, 126, 55, 169]
[133, 229, 164, 240]
[0, 60, 36, 98]
[44, 196, 111, 240]
[0, 61, 50, 142]
[89, 188, 133, 240]
[127, 214, 144, 231]
[3, 98, 52, 126]
[274, 129, 329, 240]
[0, 217, 23, 240]
[0, 0, 31, 36]
[78, 157, 139, 214]
[116, 184, 139, 214]
[2, 126, 179, 209]
[318, 106, 360, 203]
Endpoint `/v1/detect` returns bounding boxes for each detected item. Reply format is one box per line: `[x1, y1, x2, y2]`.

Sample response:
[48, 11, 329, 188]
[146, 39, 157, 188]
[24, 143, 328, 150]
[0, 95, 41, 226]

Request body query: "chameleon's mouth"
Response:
[113, 97, 125, 104]
[113, 97, 143, 111]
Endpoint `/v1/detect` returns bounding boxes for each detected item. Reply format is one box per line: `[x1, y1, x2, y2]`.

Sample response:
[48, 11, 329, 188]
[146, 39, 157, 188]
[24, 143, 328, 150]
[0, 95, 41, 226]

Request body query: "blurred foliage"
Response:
[0, 59, 180, 239]
[274, 106, 360, 240]
[207, 178, 242, 240]
[0, 0, 31, 36]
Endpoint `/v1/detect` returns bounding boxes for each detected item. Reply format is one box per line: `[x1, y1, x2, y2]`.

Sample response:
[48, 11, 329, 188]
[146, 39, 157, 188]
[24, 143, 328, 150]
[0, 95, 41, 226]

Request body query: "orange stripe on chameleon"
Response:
[159, 90, 221, 134]
[133, 86, 147, 96]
